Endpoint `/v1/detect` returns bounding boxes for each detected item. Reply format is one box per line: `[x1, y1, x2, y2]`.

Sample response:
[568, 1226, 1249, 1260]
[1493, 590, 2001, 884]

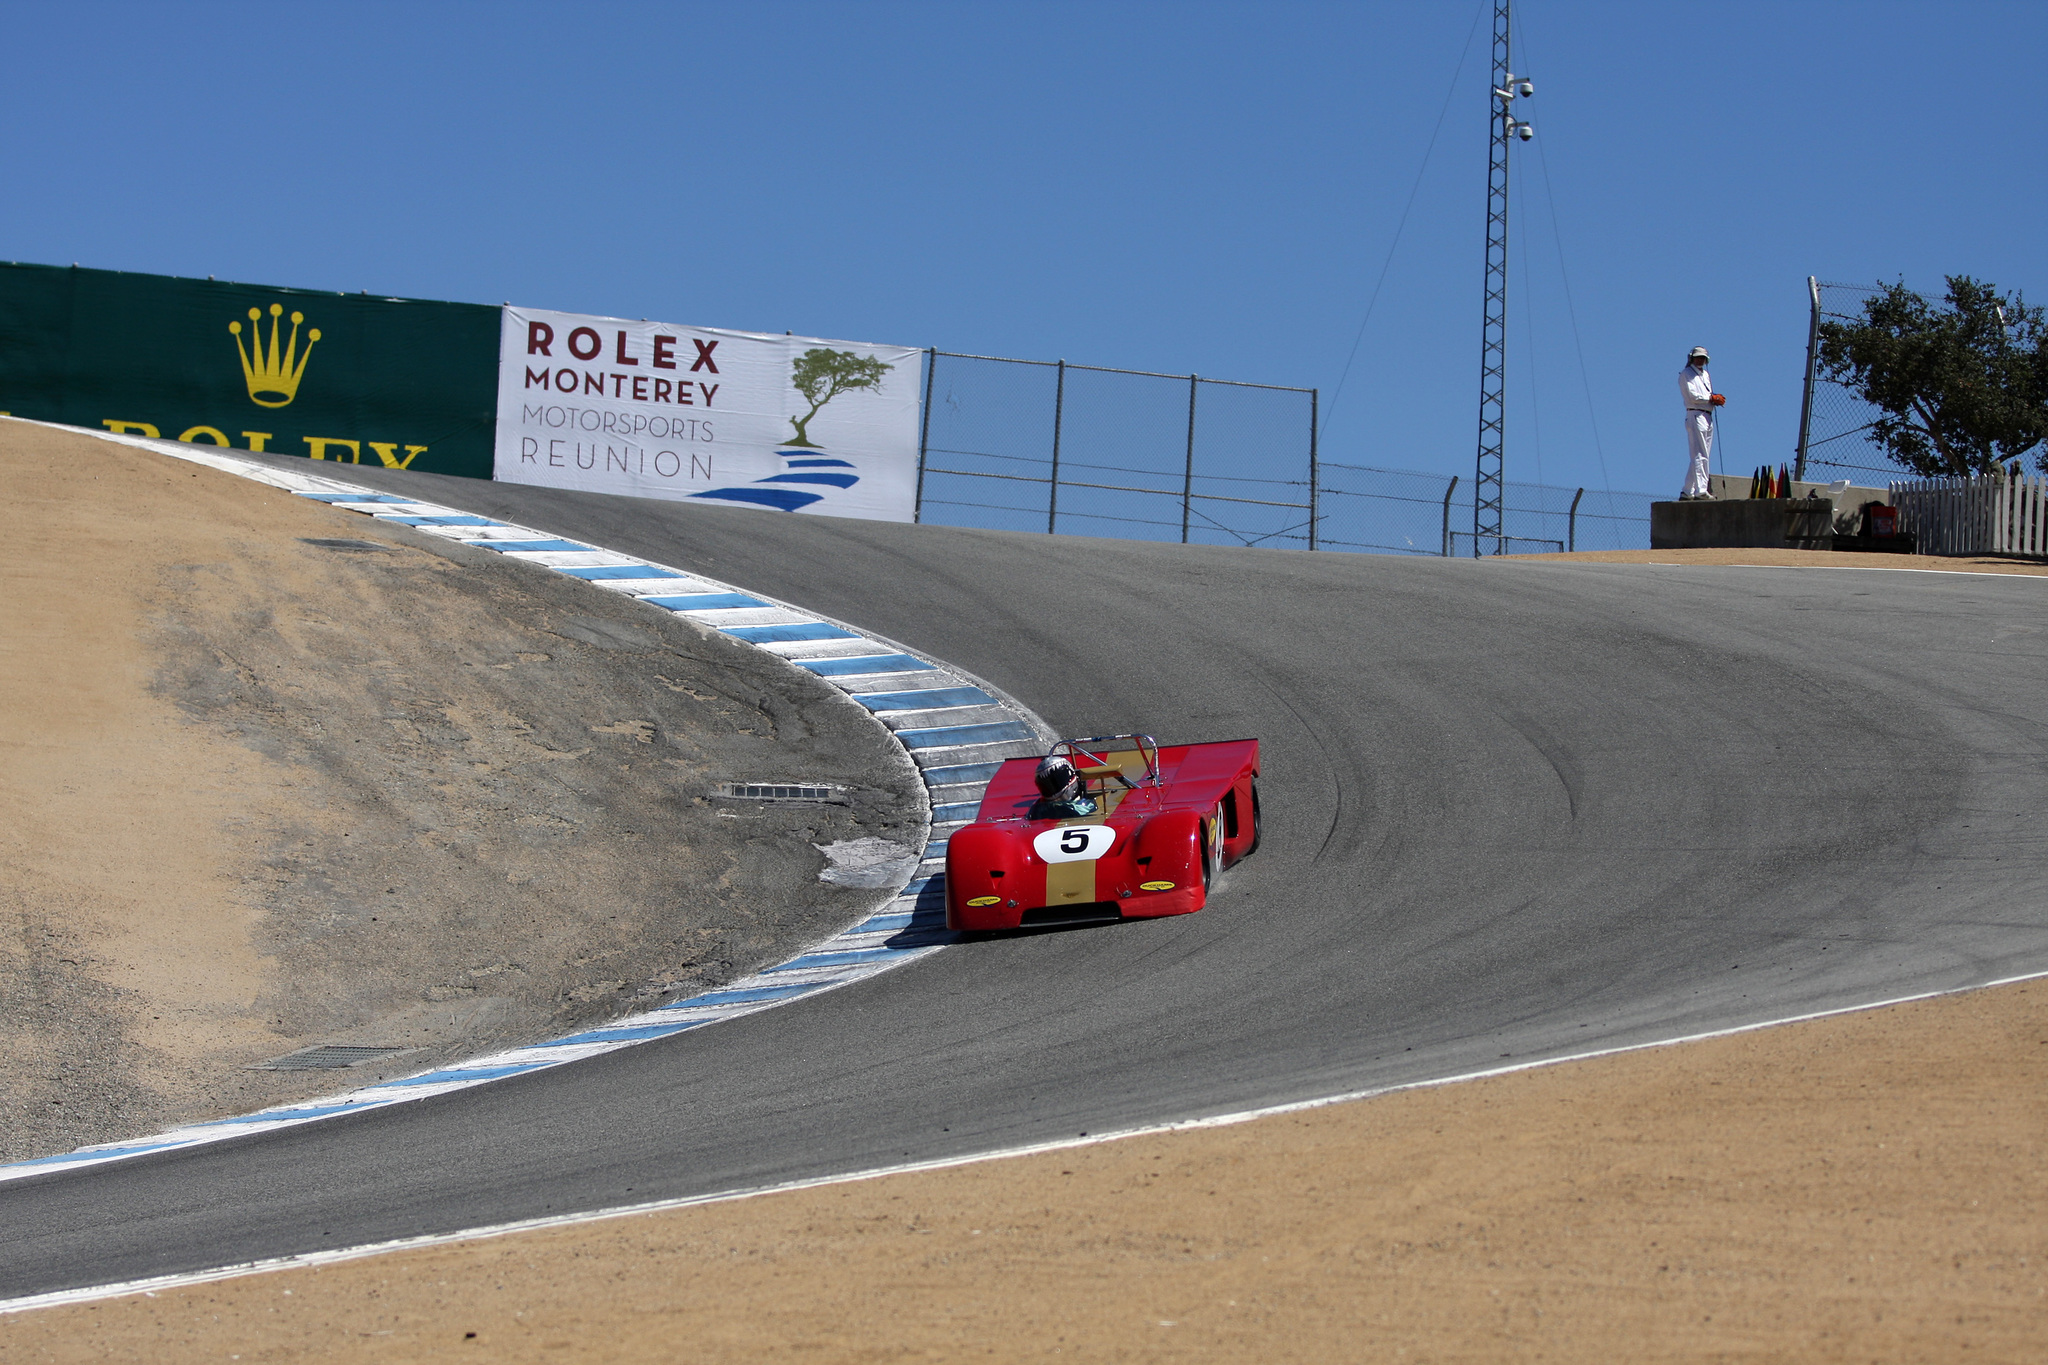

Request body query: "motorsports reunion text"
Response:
[495, 306, 923, 521]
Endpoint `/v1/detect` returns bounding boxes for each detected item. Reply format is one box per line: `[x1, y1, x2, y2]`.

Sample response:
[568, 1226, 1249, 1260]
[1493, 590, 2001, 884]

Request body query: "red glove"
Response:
[1709, 393, 1726, 406]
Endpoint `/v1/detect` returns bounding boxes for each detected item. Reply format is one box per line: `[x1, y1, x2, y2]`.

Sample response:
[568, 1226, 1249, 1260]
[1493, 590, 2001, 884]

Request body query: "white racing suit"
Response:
[1680, 363, 1715, 498]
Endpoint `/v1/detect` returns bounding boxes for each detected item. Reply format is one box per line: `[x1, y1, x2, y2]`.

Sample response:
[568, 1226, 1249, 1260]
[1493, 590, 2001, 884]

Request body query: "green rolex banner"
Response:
[0, 262, 499, 478]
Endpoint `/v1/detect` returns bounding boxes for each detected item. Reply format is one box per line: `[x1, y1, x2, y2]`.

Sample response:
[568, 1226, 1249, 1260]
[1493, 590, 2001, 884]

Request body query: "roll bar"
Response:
[1050, 734, 1161, 789]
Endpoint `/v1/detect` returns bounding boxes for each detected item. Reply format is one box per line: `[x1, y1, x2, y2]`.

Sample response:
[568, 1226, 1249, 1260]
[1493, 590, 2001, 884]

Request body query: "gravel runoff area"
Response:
[4, 977, 2041, 1361]
[0, 421, 925, 1164]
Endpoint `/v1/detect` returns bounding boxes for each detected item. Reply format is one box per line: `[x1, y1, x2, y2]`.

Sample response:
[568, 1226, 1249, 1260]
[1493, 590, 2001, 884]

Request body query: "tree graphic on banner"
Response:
[786, 348, 891, 448]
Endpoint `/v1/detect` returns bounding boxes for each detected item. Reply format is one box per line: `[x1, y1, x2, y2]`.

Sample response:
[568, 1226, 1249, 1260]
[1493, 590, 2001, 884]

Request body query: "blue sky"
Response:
[3, 0, 2041, 504]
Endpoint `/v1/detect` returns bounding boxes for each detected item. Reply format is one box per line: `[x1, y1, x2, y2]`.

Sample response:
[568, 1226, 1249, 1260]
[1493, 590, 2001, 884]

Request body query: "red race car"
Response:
[944, 734, 1260, 931]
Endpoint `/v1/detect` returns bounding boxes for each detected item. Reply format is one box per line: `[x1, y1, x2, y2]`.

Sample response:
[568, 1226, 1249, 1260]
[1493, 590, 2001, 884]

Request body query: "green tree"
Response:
[1817, 275, 2048, 477]
[785, 348, 892, 448]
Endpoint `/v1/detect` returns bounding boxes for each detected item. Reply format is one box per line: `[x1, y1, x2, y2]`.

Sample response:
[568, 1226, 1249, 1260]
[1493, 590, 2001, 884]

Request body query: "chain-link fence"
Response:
[915, 352, 1318, 549]
[1314, 462, 1460, 555]
[1316, 462, 1653, 556]
[1796, 279, 1908, 487]
[1495, 483, 1656, 554]
[913, 349, 1654, 555]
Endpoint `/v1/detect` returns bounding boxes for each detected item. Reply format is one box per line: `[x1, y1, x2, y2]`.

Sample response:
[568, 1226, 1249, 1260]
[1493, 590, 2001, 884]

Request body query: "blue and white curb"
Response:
[0, 425, 1052, 1184]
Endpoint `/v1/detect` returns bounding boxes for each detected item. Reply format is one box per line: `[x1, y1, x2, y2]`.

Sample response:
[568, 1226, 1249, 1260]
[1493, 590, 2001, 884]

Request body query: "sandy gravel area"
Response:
[0, 421, 923, 1163]
[5, 977, 2041, 1361]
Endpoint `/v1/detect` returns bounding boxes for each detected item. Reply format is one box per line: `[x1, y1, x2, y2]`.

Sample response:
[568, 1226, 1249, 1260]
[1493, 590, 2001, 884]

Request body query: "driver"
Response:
[1027, 753, 1098, 820]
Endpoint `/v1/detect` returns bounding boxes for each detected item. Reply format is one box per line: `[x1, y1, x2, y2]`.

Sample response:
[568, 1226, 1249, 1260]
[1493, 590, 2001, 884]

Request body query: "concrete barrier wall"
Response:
[1650, 498, 1837, 550]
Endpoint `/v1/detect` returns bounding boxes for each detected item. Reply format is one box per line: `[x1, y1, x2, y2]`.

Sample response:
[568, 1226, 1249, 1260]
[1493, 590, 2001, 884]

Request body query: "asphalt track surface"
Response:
[7, 466, 2048, 1298]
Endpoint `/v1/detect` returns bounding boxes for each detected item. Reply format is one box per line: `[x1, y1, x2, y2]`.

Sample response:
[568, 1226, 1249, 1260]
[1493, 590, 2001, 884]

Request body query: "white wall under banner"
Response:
[493, 307, 922, 521]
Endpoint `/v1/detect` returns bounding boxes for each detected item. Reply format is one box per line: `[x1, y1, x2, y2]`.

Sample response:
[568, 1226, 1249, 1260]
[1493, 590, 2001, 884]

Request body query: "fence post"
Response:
[1182, 374, 1198, 544]
[914, 347, 936, 524]
[1795, 276, 1820, 482]
[1568, 487, 1585, 553]
[1308, 388, 1320, 551]
[1990, 470, 2007, 556]
[1048, 359, 1066, 535]
[1441, 474, 1460, 556]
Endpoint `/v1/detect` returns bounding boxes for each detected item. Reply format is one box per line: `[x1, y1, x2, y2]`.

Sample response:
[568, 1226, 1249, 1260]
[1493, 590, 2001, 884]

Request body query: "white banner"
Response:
[493, 307, 922, 521]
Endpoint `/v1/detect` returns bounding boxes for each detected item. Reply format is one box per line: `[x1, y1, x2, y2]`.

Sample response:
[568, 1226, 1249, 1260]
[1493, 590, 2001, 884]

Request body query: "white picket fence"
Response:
[1891, 473, 2048, 557]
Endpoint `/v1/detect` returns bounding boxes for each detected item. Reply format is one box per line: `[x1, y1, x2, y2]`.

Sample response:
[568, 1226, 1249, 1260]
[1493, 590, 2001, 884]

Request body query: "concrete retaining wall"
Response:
[1651, 498, 1837, 550]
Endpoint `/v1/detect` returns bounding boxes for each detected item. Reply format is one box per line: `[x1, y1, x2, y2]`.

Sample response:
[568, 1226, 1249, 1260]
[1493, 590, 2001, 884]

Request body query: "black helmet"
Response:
[1034, 754, 1080, 799]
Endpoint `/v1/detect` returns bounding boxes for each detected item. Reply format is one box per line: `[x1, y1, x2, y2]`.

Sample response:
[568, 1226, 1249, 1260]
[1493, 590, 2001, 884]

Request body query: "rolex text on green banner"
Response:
[0, 262, 499, 478]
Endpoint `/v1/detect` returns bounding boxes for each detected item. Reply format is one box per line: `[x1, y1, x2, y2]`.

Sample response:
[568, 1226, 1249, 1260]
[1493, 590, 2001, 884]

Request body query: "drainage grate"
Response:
[300, 538, 395, 553]
[249, 1045, 412, 1071]
[715, 782, 846, 804]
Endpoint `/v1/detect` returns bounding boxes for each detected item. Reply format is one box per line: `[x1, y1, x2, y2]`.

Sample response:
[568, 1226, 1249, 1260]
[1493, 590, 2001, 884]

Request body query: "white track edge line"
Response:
[6, 964, 2044, 1317]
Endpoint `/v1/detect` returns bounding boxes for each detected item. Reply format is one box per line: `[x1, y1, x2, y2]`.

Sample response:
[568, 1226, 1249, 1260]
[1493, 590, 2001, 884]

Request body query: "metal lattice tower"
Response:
[1473, 0, 1531, 557]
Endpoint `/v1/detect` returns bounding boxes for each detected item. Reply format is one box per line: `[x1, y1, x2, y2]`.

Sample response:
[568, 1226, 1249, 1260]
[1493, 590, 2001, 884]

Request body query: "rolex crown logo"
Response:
[229, 303, 320, 408]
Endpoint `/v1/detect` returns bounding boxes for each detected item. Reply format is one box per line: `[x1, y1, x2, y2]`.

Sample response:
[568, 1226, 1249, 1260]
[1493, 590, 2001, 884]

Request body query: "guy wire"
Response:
[1320, 0, 1488, 439]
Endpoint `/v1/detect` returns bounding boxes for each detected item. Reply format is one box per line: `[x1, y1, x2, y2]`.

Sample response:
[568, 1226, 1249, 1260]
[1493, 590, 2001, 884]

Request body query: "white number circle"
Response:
[1032, 825, 1116, 863]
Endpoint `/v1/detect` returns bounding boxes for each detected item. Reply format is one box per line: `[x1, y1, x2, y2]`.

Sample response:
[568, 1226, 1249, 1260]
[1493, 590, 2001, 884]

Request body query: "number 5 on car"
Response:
[945, 734, 1260, 932]
[1034, 825, 1116, 862]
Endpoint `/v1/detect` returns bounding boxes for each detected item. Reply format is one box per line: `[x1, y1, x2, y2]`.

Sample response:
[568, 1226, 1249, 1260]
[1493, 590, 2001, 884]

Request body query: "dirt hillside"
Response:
[0, 420, 923, 1163]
